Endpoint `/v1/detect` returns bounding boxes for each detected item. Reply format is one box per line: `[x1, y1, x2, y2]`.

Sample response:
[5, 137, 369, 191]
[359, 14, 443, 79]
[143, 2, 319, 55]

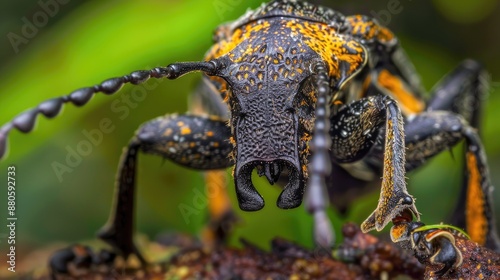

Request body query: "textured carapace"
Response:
[203, 0, 367, 210]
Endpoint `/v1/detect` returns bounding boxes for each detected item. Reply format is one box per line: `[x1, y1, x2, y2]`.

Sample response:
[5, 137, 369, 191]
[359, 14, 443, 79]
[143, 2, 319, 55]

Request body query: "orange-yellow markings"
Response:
[205, 170, 231, 220]
[425, 230, 454, 243]
[348, 15, 377, 39]
[466, 152, 487, 245]
[207, 21, 271, 61]
[376, 27, 395, 43]
[390, 223, 407, 241]
[346, 16, 395, 44]
[285, 20, 366, 79]
[180, 126, 192, 135]
[378, 69, 424, 115]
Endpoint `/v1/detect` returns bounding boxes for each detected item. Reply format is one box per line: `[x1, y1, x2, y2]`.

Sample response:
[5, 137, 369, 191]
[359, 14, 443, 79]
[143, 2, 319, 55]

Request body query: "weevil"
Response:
[1, 0, 499, 273]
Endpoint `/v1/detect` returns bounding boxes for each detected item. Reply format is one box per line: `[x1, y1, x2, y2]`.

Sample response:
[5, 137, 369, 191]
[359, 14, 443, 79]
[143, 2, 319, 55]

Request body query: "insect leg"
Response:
[425, 60, 499, 250]
[98, 114, 233, 263]
[404, 111, 500, 250]
[427, 60, 487, 128]
[359, 96, 419, 233]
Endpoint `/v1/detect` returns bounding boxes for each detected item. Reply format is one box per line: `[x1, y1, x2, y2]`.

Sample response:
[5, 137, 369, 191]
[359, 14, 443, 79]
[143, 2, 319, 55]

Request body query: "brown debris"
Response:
[18, 223, 500, 280]
[424, 236, 500, 279]
[336, 223, 425, 279]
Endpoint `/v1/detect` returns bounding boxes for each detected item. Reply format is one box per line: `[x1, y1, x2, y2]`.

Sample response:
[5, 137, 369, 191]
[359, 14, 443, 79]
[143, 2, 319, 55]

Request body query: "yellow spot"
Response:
[302, 164, 308, 173]
[206, 131, 214, 137]
[180, 126, 191, 135]
[466, 152, 487, 245]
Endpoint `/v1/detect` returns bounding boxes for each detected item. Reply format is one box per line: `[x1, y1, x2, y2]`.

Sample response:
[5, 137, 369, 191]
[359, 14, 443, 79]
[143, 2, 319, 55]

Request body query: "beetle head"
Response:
[164, 52, 316, 211]
[164, 19, 368, 212]
[216, 42, 319, 210]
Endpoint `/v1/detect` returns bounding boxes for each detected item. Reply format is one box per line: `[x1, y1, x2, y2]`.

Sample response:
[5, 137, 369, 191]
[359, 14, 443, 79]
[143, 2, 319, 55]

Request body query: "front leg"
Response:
[328, 95, 419, 233]
[98, 114, 233, 264]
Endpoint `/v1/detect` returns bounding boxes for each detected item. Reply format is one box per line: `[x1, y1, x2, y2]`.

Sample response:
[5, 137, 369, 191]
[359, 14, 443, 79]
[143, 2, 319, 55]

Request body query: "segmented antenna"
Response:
[0, 60, 222, 159]
[306, 62, 334, 248]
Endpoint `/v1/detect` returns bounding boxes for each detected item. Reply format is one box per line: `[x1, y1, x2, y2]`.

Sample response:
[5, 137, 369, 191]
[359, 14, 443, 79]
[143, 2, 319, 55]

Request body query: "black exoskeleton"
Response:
[0, 0, 498, 275]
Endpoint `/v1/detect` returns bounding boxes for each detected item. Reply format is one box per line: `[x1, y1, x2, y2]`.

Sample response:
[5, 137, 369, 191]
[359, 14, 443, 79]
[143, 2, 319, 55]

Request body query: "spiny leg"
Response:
[462, 129, 500, 250]
[357, 101, 415, 234]
[426, 60, 499, 250]
[98, 139, 145, 264]
[404, 111, 500, 250]
[405, 60, 488, 170]
[403, 60, 500, 250]
[328, 95, 419, 233]
[98, 114, 233, 263]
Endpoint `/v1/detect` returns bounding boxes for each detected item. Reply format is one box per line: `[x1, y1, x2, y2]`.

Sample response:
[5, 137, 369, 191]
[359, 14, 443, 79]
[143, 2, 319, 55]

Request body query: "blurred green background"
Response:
[0, 0, 500, 267]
